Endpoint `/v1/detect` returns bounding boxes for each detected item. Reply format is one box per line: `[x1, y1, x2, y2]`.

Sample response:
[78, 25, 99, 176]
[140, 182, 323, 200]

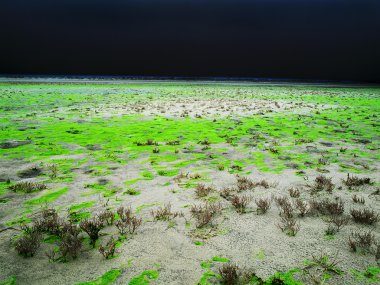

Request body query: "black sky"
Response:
[1, 0, 380, 82]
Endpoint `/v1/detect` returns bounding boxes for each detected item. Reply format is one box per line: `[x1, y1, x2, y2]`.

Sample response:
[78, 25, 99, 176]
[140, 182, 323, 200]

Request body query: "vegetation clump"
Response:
[98, 210, 115, 226]
[195, 184, 215, 198]
[17, 166, 42, 178]
[309, 175, 334, 194]
[294, 199, 309, 217]
[115, 206, 142, 235]
[8, 181, 47, 193]
[136, 139, 158, 146]
[191, 202, 222, 228]
[151, 204, 182, 221]
[59, 222, 82, 260]
[80, 217, 104, 248]
[277, 215, 300, 236]
[350, 208, 378, 225]
[343, 174, 371, 188]
[255, 197, 272, 214]
[218, 263, 239, 285]
[14, 226, 42, 257]
[349, 230, 375, 253]
[99, 237, 117, 259]
[236, 176, 255, 191]
[288, 187, 301, 198]
[35, 208, 63, 236]
[309, 198, 344, 216]
[231, 195, 252, 213]
[352, 194, 365, 204]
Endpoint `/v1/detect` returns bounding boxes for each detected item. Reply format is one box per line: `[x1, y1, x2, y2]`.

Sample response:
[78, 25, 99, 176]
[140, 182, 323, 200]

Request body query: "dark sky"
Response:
[1, 0, 380, 81]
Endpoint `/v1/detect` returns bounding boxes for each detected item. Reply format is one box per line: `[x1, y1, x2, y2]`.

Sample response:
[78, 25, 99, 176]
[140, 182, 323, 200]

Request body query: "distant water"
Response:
[0, 75, 378, 88]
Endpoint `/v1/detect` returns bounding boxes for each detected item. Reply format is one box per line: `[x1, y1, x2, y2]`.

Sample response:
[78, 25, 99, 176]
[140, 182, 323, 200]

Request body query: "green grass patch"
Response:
[24, 187, 68, 206]
[128, 270, 159, 285]
[75, 269, 122, 285]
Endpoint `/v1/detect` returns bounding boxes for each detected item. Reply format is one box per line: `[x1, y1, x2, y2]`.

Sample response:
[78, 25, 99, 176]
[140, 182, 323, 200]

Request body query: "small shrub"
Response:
[115, 216, 142, 235]
[274, 196, 294, 218]
[328, 215, 350, 231]
[136, 139, 158, 146]
[236, 176, 255, 191]
[269, 147, 279, 154]
[343, 174, 371, 188]
[305, 251, 342, 275]
[294, 199, 309, 217]
[352, 194, 365, 204]
[255, 197, 272, 214]
[217, 164, 225, 171]
[124, 188, 140, 196]
[309, 199, 344, 216]
[99, 237, 117, 259]
[195, 184, 215, 198]
[152, 147, 160, 153]
[18, 166, 42, 178]
[288, 187, 301, 198]
[350, 208, 378, 225]
[174, 172, 189, 183]
[115, 207, 142, 235]
[231, 195, 252, 213]
[14, 231, 42, 257]
[59, 223, 82, 260]
[166, 140, 180, 145]
[117, 206, 132, 222]
[219, 263, 239, 285]
[318, 156, 329, 165]
[349, 231, 375, 253]
[277, 216, 300, 236]
[230, 165, 242, 171]
[220, 187, 234, 200]
[191, 202, 222, 228]
[198, 139, 211, 145]
[255, 179, 270, 189]
[151, 204, 182, 221]
[8, 181, 47, 193]
[35, 208, 63, 236]
[80, 217, 103, 248]
[325, 224, 338, 236]
[98, 210, 115, 225]
[309, 175, 334, 194]
[47, 164, 59, 178]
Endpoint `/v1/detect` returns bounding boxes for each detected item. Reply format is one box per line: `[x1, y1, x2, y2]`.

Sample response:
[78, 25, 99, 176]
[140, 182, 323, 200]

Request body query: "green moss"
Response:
[265, 269, 303, 285]
[0, 276, 16, 285]
[0, 182, 9, 196]
[156, 169, 179, 177]
[141, 171, 154, 180]
[128, 270, 159, 285]
[211, 256, 230, 263]
[6, 215, 32, 227]
[24, 187, 68, 206]
[350, 267, 380, 283]
[135, 203, 159, 214]
[43, 235, 61, 244]
[197, 271, 220, 285]
[75, 269, 122, 285]
[69, 201, 96, 212]
[69, 211, 92, 223]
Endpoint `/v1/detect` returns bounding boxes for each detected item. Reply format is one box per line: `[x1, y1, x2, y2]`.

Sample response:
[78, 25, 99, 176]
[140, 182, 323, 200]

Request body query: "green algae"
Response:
[135, 203, 159, 214]
[128, 270, 159, 285]
[0, 276, 16, 285]
[24, 187, 68, 206]
[75, 269, 122, 285]
[350, 267, 380, 283]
